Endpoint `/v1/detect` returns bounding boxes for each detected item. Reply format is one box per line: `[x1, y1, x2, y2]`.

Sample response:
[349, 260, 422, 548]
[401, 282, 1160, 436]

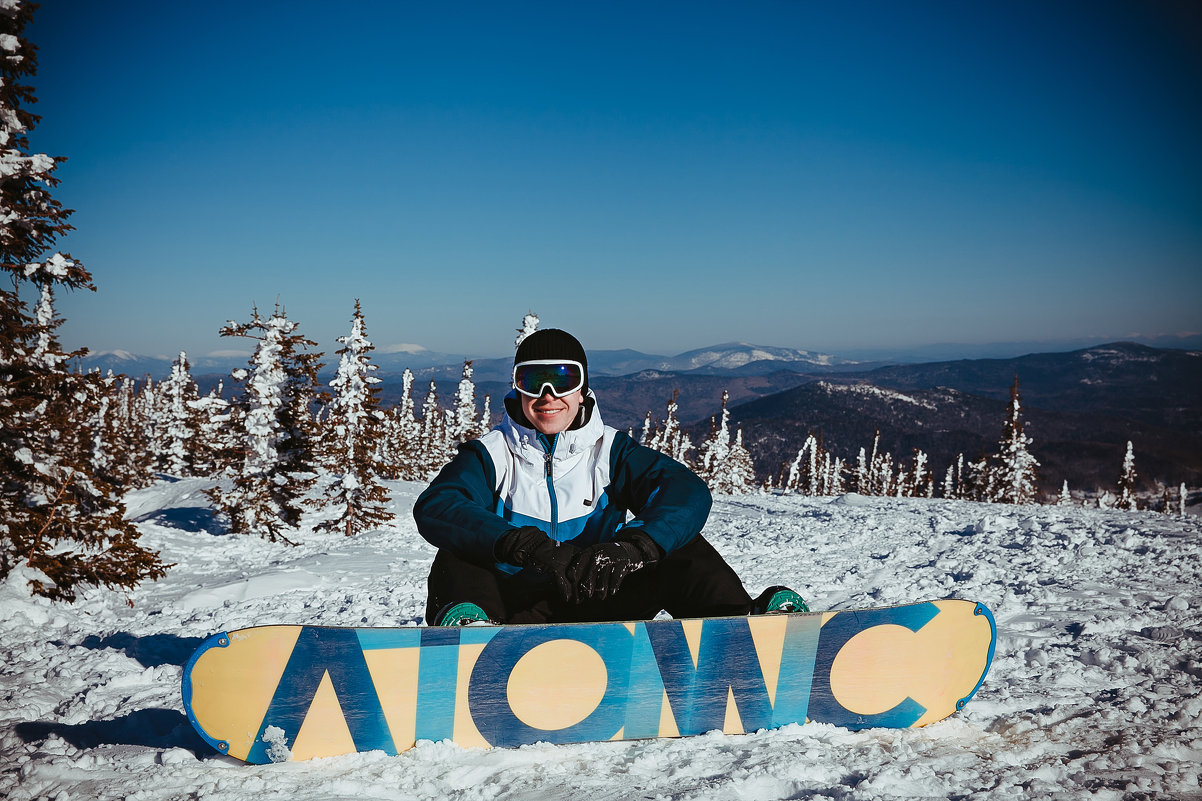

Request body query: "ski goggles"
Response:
[512, 360, 586, 398]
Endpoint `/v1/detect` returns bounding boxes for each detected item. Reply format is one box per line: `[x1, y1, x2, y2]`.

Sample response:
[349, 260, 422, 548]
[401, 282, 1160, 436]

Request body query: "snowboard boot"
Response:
[752, 585, 809, 614]
[432, 601, 495, 627]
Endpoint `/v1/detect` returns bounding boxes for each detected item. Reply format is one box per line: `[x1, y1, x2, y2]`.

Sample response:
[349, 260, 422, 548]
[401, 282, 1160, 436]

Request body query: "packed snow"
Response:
[2, 478, 1200, 800]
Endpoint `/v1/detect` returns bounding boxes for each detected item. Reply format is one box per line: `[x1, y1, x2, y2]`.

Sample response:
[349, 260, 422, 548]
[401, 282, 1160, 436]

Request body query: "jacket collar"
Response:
[498, 389, 604, 464]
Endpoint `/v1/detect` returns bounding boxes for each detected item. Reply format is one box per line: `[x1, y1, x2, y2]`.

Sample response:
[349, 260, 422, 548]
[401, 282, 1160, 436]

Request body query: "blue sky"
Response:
[27, 1, 1202, 361]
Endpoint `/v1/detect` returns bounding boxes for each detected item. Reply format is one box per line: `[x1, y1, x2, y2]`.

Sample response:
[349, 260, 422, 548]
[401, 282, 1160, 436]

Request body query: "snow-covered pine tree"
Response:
[1115, 441, 1138, 511]
[206, 305, 324, 543]
[645, 390, 693, 465]
[962, 450, 993, 502]
[0, 2, 166, 600]
[900, 449, 932, 498]
[694, 391, 733, 489]
[157, 351, 203, 476]
[823, 452, 846, 496]
[315, 301, 394, 536]
[725, 427, 758, 493]
[1180, 483, 1188, 517]
[190, 380, 232, 476]
[418, 379, 453, 478]
[87, 371, 117, 481]
[448, 360, 485, 445]
[993, 376, 1039, 505]
[379, 368, 422, 480]
[1057, 480, 1073, 506]
[694, 391, 756, 494]
[639, 411, 655, 447]
[137, 377, 168, 473]
[105, 376, 154, 488]
[783, 434, 818, 494]
[515, 312, 539, 348]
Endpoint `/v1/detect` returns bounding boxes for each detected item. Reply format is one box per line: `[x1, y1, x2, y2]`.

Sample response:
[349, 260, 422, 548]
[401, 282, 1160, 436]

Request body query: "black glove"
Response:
[495, 526, 580, 603]
[573, 530, 664, 601]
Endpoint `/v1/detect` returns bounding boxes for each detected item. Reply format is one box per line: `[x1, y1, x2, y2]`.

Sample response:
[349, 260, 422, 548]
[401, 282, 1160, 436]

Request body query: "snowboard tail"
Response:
[182, 599, 996, 763]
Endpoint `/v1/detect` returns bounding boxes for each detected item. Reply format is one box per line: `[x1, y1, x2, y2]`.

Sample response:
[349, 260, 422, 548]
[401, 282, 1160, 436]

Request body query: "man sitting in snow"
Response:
[413, 328, 804, 625]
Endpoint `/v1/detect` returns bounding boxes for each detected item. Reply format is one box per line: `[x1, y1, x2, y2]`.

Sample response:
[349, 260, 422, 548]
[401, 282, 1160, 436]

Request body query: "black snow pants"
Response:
[425, 533, 754, 625]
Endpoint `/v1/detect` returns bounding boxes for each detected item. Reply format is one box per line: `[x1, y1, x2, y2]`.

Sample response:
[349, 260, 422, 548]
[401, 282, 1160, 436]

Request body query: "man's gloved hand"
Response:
[573, 530, 664, 601]
[494, 526, 580, 603]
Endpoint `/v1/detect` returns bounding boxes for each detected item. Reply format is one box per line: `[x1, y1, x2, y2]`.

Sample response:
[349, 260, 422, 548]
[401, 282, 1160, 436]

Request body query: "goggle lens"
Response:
[513, 360, 585, 398]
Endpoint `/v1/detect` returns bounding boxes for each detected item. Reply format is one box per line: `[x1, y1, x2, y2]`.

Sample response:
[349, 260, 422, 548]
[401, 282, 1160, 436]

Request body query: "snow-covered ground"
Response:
[2, 478, 1200, 800]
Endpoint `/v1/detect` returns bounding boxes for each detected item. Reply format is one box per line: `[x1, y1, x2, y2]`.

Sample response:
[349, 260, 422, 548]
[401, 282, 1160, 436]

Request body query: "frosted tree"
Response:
[903, 449, 931, 497]
[645, 390, 693, 465]
[1180, 483, 1188, 517]
[1114, 441, 1138, 511]
[190, 380, 232, 476]
[725, 427, 758, 493]
[448, 360, 485, 445]
[852, 431, 894, 497]
[515, 312, 540, 348]
[962, 450, 994, 502]
[695, 391, 755, 494]
[993, 376, 1039, 504]
[1057, 480, 1073, 506]
[315, 301, 394, 536]
[157, 352, 203, 476]
[104, 376, 154, 488]
[694, 391, 732, 488]
[206, 305, 324, 543]
[0, 2, 166, 600]
[418, 380, 453, 477]
[378, 368, 422, 480]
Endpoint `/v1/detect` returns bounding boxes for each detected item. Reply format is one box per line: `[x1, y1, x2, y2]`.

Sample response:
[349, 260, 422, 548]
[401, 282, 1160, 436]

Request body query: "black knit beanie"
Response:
[514, 328, 589, 395]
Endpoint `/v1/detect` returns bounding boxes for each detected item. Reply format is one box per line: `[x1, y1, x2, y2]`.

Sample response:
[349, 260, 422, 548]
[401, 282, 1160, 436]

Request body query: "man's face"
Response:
[520, 388, 584, 436]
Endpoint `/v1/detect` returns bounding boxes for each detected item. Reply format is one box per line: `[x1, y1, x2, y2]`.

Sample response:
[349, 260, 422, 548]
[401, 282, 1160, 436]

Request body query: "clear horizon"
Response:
[25, 1, 1202, 360]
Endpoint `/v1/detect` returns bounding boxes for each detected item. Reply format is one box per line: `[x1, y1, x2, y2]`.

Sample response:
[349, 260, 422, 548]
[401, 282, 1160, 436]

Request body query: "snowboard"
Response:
[182, 599, 996, 764]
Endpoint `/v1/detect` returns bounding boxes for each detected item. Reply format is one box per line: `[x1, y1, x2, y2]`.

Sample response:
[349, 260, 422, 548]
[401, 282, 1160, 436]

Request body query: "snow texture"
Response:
[2, 478, 1200, 800]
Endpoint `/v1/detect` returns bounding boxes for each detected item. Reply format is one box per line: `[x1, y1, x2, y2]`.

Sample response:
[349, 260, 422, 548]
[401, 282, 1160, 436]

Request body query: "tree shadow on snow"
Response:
[15, 708, 214, 758]
[132, 506, 226, 535]
[73, 632, 206, 668]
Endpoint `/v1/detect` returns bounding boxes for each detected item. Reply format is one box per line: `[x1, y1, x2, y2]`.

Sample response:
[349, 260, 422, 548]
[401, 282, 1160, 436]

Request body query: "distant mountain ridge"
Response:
[79, 341, 863, 382]
[718, 342, 1202, 495]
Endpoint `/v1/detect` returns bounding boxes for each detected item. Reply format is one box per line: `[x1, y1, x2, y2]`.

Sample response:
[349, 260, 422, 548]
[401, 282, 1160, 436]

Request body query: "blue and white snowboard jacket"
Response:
[413, 391, 712, 576]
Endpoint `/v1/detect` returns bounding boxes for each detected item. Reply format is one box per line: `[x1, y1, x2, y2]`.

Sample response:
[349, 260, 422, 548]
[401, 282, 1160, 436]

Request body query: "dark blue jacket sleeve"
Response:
[412, 441, 515, 565]
[608, 431, 712, 555]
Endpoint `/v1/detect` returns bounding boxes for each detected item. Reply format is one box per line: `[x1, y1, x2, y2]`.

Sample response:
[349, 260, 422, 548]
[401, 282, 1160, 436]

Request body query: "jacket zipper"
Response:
[540, 434, 558, 540]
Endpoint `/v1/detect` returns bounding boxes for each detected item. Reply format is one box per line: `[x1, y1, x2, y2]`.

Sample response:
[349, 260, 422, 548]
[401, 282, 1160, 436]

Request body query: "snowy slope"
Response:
[2, 478, 1200, 800]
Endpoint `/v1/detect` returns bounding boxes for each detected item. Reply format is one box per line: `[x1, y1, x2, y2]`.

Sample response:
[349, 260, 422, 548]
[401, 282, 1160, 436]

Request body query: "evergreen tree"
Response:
[962, 450, 993, 502]
[190, 380, 232, 476]
[418, 380, 452, 477]
[1057, 480, 1073, 506]
[206, 305, 324, 543]
[515, 311, 540, 348]
[0, 2, 166, 599]
[1115, 441, 1138, 511]
[448, 360, 485, 445]
[993, 376, 1039, 504]
[315, 301, 394, 536]
[1179, 483, 1188, 517]
[379, 368, 422, 480]
[645, 390, 693, 465]
[106, 376, 154, 488]
[157, 351, 203, 476]
[695, 391, 732, 488]
[694, 391, 755, 494]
